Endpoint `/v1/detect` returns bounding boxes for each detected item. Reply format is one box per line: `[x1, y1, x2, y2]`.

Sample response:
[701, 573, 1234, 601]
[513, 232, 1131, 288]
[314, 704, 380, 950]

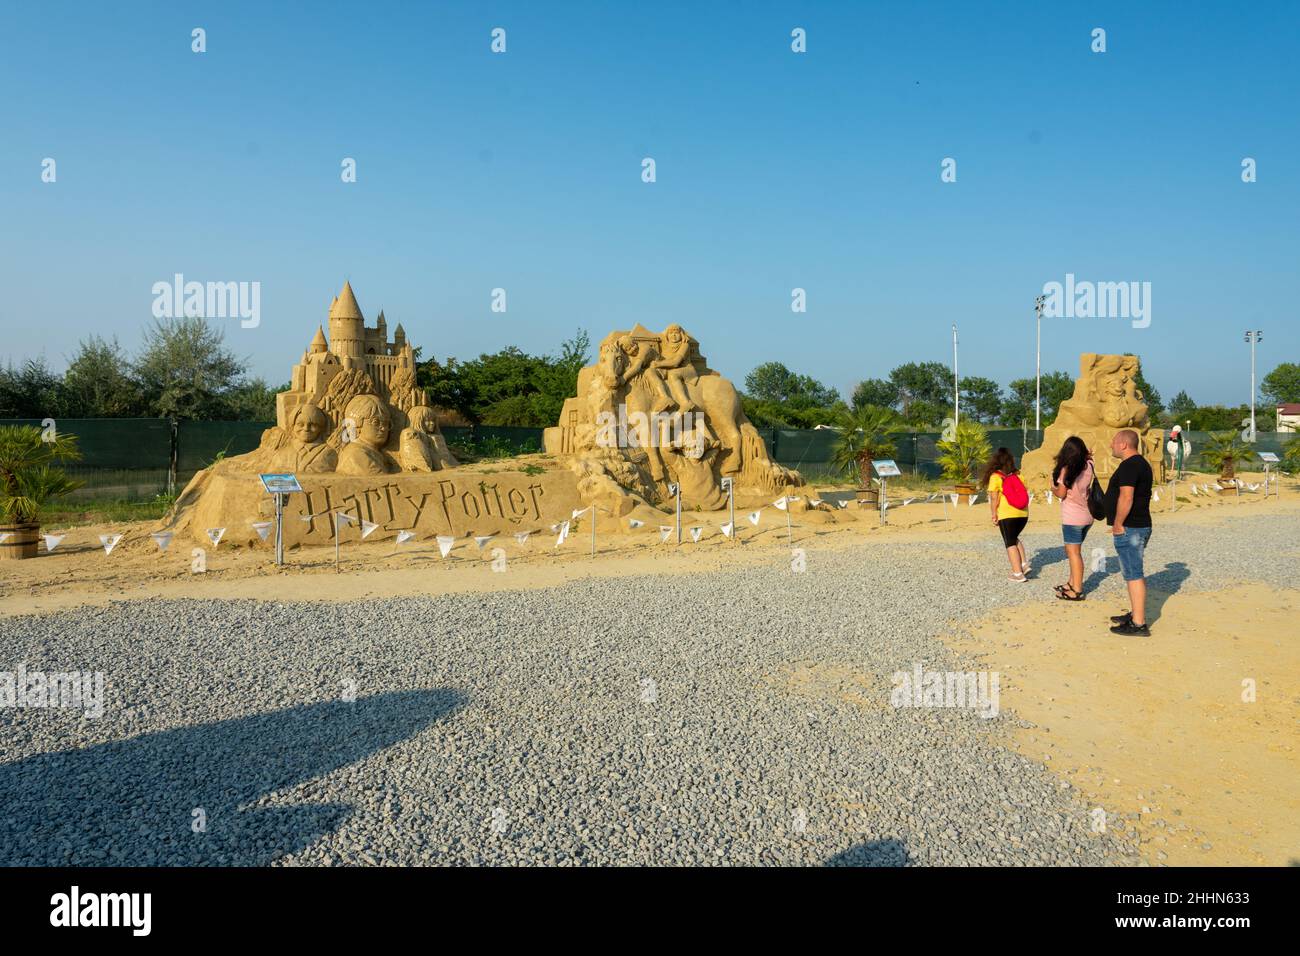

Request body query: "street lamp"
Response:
[952, 324, 959, 431]
[1033, 294, 1046, 434]
[1245, 330, 1263, 440]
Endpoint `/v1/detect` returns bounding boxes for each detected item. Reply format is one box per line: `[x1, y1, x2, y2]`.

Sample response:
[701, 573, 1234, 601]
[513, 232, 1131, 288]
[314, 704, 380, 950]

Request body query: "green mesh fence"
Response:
[2, 418, 1290, 501]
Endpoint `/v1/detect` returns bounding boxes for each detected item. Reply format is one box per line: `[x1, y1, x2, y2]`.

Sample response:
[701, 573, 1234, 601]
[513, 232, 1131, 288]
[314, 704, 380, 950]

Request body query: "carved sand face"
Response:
[359, 416, 388, 447]
[293, 405, 327, 444]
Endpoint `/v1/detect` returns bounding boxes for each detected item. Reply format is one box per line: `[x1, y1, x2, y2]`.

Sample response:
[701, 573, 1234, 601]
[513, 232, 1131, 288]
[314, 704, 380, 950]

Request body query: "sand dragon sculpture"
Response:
[544, 324, 802, 513]
[1020, 353, 1165, 487]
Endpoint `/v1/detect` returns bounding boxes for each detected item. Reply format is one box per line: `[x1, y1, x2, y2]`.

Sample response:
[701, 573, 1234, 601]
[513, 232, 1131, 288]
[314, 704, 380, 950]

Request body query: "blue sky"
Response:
[2, 0, 1296, 407]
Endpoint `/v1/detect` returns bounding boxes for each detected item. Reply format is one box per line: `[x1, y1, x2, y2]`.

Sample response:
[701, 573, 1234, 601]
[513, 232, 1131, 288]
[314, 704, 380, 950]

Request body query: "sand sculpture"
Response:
[544, 324, 802, 512]
[167, 282, 582, 546]
[1020, 353, 1165, 487]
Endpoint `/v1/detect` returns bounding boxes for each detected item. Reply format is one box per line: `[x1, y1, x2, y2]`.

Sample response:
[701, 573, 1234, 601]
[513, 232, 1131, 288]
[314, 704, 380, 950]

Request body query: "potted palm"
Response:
[0, 425, 83, 560]
[936, 420, 991, 503]
[1201, 430, 1253, 493]
[832, 405, 901, 505]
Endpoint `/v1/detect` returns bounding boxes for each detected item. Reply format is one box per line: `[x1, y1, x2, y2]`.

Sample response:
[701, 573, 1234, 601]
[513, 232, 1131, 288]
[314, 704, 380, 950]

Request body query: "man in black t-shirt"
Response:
[1105, 429, 1154, 636]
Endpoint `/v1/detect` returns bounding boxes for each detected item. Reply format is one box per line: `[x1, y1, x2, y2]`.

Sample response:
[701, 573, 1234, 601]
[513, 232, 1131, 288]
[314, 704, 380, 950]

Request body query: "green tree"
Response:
[1260, 362, 1300, 406]
[61, 336, 144, 417]
[223, 378, 286, 421]
[1167, 390, 1197, 424]
[887, 362, 952, 418]
[133, 317, 245, 420]
[744, 362, 840, 408]
[958, 376, 1003, 423]
[0, 358, 64, 419]
[1000, 372, 1074, 427]
[1124, 354, 1163, 417]
[851, 377, 896, 410]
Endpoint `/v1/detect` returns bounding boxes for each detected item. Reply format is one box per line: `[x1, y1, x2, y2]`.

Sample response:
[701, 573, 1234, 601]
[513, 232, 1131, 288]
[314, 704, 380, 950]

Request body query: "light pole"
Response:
[1033, 294, 1046, 434]
[1245, 330, 1263, 440]
[952, 324, 959, 431]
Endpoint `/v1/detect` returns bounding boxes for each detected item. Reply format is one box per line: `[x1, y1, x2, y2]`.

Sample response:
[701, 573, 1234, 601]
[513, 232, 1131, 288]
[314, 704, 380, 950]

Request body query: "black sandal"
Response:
[1056, 585, 1085, 601]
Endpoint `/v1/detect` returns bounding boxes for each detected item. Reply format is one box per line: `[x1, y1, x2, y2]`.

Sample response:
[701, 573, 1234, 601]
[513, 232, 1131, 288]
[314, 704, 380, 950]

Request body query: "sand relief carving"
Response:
[1021, 352, 1165, 486]
[399, 405, 457, 472]
[545, 324, 801, 512]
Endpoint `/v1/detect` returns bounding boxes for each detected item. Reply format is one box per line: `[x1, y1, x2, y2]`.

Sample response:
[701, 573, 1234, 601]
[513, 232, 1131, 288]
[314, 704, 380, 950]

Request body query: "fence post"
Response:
[168, 419, 179, 495]
[769, 428, 779, 462]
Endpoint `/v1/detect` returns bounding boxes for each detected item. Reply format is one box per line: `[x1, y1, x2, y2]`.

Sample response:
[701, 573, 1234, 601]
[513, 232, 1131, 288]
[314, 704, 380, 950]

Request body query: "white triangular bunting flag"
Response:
[808, 498, 823, 508]
[335, 512, 354, 527]
[902, 498, 914, 506]
[747, 510, 762, 524]
[99, 533, 122, 555]
[967, 494, 977, 507]
[773, 496, 789, 511]
[0, 532, 8, 545]
[689, 526, 703, 543]
[475, 534, 494, 550]
[555, 521, 570, 547]
[206, 527, 225, 547]
[628, 518, 644, 529]
[395, 530, 416, 545]
[44, 533, 66, 553]
[720, 522, 734, 538]
[548, 523, 560, 532]
[949, 494, 958, 505]
[513, 531, 531, 546]
[251, 521, 273, 542]
[1189, 485, 1199, 496]
[360, 519, 379, 539]
[150, 531, 174, 551]
[436, 535, 455, 557]
[836, 500, 849, 509]
[658, 525, 673, 543]
[1152, 489, 1160, 502]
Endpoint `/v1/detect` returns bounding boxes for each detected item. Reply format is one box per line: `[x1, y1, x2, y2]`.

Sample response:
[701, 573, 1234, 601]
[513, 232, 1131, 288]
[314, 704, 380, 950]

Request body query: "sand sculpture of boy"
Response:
[399, 405, 458, 472]
[276, 402, 338, 474]
[337, 393, 397, 475]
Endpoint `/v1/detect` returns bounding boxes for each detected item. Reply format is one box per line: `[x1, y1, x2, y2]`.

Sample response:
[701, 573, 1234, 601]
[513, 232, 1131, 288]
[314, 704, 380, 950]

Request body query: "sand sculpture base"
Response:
[172, 460, 583, 548]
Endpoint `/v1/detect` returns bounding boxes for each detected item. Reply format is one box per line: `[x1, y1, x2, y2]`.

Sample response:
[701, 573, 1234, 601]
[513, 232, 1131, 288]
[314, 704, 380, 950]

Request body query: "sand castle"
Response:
[169, 283, 583, 545]
[1020, 353, 1164, 487]
[544, 324, 802, 513]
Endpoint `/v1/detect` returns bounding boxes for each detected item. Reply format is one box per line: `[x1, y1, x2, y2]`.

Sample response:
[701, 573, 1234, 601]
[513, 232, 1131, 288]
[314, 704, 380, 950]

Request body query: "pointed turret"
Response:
[327, 281, 365, 359]
[309, 325, 328, 353]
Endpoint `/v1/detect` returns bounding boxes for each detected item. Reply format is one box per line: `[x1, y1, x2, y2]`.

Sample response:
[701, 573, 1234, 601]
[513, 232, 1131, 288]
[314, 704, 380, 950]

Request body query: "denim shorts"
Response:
[1113, 526, 1152, 581]
[1061, 523, 1092, 546]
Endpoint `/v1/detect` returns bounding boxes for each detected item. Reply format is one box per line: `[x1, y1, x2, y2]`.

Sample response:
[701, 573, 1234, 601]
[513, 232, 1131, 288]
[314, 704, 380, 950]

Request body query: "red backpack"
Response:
[998, 471, 1029, 510]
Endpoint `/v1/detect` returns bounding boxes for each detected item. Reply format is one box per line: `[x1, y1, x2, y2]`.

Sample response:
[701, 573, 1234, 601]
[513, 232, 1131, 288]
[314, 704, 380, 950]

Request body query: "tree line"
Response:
[741, 359, 1300, 432]
[4, 317, 1298, 434]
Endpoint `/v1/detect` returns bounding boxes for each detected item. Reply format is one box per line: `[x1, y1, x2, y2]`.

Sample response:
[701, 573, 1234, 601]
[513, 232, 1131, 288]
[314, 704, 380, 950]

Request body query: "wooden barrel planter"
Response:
[0, 523, 40, 560]
[855, 487, 878, 506]
[954, 482, 977, 504]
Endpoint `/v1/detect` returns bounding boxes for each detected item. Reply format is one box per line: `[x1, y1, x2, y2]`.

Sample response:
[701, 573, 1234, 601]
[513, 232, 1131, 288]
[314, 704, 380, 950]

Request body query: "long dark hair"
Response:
[979, 447, 1018, 488]
[1054, 435, 1090, 488]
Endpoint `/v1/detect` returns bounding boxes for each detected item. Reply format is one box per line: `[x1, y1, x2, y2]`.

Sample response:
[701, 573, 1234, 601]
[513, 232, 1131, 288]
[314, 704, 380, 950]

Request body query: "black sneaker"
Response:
[1110, 620, 1150, 637]
[1109, 611, 1133, 625]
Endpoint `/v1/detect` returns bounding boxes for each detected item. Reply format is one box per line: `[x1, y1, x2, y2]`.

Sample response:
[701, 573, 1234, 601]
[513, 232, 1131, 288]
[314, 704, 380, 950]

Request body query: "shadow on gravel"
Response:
[824, 839, 909, 867]
[0, 688, 465, 866]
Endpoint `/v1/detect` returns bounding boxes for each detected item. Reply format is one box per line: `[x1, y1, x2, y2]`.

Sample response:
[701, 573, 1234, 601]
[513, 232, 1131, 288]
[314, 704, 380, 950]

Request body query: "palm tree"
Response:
[1200, 430, 1253, 480]
[0, 425, 82, 527]
[936, 420, 992, 485]
[831, 405, 901, 486]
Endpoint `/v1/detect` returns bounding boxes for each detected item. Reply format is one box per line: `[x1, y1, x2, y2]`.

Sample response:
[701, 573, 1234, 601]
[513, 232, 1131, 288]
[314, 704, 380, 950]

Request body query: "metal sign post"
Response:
[590, 505, 597, 557]
[258, 473, 302, 568]
[872, 459, 902, 528]
[720, 477, 735, 543]
[1259, 452, 1280, 499]
[669, 482, 681, 544]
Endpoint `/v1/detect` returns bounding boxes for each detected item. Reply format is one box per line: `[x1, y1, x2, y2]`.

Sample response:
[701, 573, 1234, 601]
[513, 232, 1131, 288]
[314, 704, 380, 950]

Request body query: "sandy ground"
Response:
[948, 584, 1300, 867]
[3, 470, 1296, 867]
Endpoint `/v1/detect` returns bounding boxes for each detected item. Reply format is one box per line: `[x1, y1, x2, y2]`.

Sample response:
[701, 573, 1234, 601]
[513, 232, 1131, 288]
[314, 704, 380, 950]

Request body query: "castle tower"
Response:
[393, 322, 406, 353]
[328, 281, 365, 361]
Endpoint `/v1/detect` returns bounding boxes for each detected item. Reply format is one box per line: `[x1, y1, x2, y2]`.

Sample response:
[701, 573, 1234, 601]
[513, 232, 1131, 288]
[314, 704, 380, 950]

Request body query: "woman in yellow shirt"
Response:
[981, 448, 1030, 582]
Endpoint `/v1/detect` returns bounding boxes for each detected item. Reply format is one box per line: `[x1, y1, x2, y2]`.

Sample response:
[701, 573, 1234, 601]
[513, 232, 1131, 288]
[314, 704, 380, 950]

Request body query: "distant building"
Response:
[1277, 403, 1300, 433]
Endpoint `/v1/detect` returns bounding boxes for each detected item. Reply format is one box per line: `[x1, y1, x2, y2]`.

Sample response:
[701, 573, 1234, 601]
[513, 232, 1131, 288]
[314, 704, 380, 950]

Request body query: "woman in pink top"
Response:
[1051, 436, 1095, 601]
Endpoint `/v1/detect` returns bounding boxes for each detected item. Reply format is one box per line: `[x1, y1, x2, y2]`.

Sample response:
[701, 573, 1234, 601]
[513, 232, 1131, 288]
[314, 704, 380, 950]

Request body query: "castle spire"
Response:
[310, 325, 328, 352]
[329, 280, 363, 320]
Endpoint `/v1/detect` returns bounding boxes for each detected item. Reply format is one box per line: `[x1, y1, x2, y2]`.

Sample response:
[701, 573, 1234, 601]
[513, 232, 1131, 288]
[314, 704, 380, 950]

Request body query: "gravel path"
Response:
[1, 511, 1292, 866]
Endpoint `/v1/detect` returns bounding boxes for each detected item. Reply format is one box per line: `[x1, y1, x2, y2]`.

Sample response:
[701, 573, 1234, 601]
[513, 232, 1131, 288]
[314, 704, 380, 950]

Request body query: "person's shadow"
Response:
[824, 838, 910, 866]
[0, 689, 465, 866]
[1146, 561, 1191, 624]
